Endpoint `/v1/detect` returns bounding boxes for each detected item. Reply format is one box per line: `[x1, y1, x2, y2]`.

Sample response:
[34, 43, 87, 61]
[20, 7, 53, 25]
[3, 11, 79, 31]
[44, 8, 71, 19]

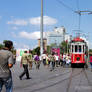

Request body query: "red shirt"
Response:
[89, 56, 92, 63]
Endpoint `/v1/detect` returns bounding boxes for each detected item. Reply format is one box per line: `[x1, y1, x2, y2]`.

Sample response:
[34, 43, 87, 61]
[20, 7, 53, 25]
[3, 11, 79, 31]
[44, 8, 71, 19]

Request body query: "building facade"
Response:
[46, 26, 66, 46]
[38, 38, 47, 51]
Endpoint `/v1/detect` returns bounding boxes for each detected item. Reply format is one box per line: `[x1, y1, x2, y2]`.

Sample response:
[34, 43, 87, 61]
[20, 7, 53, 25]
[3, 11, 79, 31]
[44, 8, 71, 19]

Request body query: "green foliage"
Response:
[32, 47, 40, 55]
[89, 49, 92, 55]
[59, 41, 69, 54]
[50, 43, 56, 47]
[47, 45, 51, 54]
[0, 44, 4, 49]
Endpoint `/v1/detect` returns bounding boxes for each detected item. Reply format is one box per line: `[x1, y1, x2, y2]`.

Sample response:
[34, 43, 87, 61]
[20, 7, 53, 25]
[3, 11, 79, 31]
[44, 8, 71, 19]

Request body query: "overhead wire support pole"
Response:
[40, 0, 43, 56]
[75, 10, 81, 37]
[75, 10, 92, 37]
[75, 10, 92, 65]
[78, 11, 81, 31]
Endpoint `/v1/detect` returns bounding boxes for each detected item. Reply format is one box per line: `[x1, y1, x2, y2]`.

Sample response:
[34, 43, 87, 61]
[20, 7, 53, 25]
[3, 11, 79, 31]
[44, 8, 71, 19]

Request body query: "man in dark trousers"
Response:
[0, 40, 15, 92]
[19, 51, 31, 80]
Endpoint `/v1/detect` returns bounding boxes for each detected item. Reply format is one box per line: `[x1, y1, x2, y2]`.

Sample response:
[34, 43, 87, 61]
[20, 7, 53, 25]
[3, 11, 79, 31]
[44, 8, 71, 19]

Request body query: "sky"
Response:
[0, 0, 92, 49]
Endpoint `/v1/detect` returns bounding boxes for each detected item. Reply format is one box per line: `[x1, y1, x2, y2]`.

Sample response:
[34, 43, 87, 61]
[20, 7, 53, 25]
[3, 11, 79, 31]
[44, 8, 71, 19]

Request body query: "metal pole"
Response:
[87, 33, 89, 66]
[40, 0, 43, 56]
[67, 42, 68, 54]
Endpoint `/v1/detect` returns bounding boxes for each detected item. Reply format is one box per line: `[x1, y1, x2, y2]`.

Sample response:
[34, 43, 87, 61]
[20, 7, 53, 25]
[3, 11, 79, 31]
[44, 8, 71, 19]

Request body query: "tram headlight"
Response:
[76, 57, 80, 61]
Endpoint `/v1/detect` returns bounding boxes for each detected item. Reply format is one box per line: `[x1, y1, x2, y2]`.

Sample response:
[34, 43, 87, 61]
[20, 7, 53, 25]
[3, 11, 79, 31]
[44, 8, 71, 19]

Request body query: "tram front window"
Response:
[79, 45, 81, 52]
[75, 45, 77, 52]
[75, 45, 82, 52]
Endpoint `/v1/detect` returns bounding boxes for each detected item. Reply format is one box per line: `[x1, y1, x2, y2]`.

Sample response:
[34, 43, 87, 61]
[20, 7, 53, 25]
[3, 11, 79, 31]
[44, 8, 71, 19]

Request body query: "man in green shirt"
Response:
[19, 51, 31, 80]
[28, 50, 33, 69]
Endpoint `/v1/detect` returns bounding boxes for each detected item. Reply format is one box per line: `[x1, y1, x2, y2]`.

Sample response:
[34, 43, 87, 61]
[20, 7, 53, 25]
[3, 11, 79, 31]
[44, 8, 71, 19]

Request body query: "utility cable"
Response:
[56, 0, 75, 12]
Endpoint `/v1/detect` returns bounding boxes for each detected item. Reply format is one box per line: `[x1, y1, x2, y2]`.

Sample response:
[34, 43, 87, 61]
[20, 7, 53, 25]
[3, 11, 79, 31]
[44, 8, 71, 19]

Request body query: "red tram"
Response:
[70, 37, 88, 67]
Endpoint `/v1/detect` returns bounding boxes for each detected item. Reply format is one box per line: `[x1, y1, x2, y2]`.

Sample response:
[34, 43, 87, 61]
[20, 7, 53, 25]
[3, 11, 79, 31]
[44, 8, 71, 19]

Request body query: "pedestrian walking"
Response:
[48, 54, 51, 66]
[46, 53, 50, 68]
[0, 40, 15, 92]
[62, 54, 66, 67]
[41, 51, 47, 66]
[28, 50, 33, 70]
[84, 53, 88, 68]
[66, 54, 71, 67]
[89, 54, 92, 71]
[55, 53, 59, 67]
[50, 53, 56, 71]
[19, 51, 31, 80]
[59, 54, 63, 66]
[34, 53, 40, 70]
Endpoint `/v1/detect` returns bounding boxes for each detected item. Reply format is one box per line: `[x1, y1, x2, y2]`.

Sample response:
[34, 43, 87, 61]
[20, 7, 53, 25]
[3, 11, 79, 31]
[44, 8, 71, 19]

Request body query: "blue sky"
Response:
[0, 0, 92, 49]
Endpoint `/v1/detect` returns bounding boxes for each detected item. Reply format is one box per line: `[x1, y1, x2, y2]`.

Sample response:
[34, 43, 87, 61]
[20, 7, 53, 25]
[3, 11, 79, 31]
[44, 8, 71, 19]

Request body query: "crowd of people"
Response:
[19, 51, 72, 75]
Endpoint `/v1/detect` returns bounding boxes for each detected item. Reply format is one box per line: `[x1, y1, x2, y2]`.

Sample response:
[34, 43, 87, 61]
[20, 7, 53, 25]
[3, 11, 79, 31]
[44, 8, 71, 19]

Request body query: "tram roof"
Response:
[72, 37, 84, 42]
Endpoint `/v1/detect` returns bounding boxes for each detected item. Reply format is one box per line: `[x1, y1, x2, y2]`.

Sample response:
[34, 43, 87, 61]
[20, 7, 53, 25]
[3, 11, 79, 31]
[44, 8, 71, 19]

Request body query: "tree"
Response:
[60, 41, 69, 54]
[47, 45, 51, 54]
[0, 44, 4, 49]
[50, 43, 57, 47]
[32, 47, 40, 55]
[89, 49, 92, 55]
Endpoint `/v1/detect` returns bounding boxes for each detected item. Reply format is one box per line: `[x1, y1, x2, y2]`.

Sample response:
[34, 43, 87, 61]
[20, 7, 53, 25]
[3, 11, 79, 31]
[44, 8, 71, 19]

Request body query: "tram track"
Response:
[28, 68, 83, 92]
[66, 68, 92, 92]
[13, 67, 92, 92]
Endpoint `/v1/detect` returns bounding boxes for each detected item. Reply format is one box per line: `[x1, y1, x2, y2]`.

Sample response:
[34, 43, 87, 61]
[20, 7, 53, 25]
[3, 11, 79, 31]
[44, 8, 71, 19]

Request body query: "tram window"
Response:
[75, 45, 77, 52]
[79, 45, 81, 52]
[72, 45, 73, 52]
[83, 45, 84, 52]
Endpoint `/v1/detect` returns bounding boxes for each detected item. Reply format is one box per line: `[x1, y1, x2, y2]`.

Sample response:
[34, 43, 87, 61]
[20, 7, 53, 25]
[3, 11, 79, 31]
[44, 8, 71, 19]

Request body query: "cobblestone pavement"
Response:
[2, 62, 92, 92]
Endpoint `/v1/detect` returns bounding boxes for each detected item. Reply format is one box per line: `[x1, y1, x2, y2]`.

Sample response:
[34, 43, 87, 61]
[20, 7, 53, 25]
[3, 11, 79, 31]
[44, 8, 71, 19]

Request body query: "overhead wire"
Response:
[55, 0, 82, 36]
[55, 0, 75, 12]
[55, 0, 77, 36]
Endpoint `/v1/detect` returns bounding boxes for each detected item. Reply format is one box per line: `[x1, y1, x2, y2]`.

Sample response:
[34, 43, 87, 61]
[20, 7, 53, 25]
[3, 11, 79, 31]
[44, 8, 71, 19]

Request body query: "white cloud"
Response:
[7, 16, 57, 26]
[19, 31, 47, 40]
[29, 16, 57, 25]
[14, 42, 30, 49]
[7, 19, 28, 26]
[19, 31, 40, 39]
